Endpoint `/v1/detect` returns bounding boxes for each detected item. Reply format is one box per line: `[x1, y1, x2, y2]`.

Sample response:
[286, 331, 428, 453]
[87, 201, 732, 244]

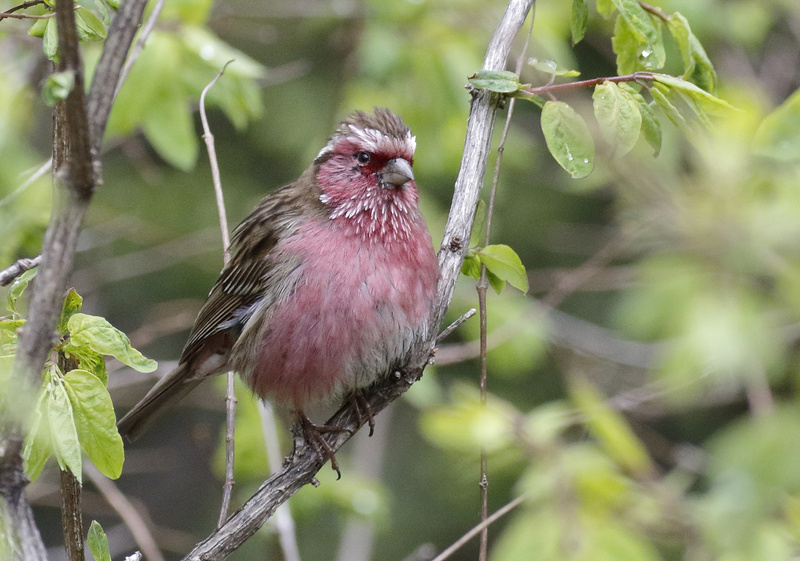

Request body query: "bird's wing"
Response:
[179, 183, 319, 366]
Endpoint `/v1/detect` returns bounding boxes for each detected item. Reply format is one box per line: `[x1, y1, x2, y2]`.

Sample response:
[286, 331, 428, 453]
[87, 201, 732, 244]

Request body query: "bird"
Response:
[117, 108, 441, 472]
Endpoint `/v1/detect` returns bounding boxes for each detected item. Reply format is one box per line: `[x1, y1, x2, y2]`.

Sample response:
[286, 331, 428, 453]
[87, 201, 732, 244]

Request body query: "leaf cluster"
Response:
[2, 269, 156, 483]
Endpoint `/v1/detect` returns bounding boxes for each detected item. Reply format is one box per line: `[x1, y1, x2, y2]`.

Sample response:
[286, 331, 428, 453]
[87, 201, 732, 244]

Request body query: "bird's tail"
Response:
[117, 362, 204, 441]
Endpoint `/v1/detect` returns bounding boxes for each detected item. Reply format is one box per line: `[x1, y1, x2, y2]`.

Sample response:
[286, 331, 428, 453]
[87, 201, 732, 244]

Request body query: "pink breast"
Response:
[246, 219, 438, 412]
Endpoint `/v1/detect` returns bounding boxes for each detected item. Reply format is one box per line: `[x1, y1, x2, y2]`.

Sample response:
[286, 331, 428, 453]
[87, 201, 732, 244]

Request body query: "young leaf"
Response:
[75, 7, 107, 41]
[650, 83, 692, 137]
[22, 387, 52, 482]
[528, 58, 580, 78]
[570, 0, 588, 45]
[752, 88, 800, 162]
[468, 70, 521, 93]
[611, 13, 665, 74]
[476, 244, 529, 293]
[650, 74, 734, 114]
[461, 253, 482, 281]
[486, 269, 506, 294]
[592, 81, 642, 158]
[596, 0, 615, 18]
[7, 268, 37, 314]
[66, 313, 157, 373]
[48, 378, 83, 482]
[42, 71, 76, 107]
[541, 101, 595, 179]
[58, 288, 83, 334]
[621, 84, 662, 156]
[64, 369, 124, 479]
[610, 0, 660, 48]
[667, 12, 717, 93]
[87, 521, 111, 561]
[28, 18, 49, 38]
[43, 18, 59, 63]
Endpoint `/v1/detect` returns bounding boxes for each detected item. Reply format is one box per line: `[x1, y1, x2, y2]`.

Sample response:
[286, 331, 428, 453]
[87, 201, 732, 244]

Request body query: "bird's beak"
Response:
[380, 158, 414, 189]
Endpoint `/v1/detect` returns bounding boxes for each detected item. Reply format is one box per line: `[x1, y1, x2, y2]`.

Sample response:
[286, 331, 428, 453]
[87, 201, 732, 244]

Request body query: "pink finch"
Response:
[117, 108, 440, 471]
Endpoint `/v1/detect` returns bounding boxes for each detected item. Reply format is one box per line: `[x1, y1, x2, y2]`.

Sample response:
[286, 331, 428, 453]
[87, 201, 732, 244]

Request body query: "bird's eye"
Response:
[355, 151, 371, 165]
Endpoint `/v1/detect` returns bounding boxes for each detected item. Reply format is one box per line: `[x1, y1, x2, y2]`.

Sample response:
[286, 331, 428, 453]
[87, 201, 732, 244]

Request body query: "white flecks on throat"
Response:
[320, 189, 414, 243]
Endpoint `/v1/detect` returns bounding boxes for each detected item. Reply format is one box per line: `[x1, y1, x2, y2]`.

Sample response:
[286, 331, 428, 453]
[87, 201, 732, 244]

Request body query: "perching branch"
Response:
[178, 0, 535, 558]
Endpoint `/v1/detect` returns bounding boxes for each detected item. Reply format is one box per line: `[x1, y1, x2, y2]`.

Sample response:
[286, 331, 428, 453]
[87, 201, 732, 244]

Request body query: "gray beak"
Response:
[380, 158, 414, 188]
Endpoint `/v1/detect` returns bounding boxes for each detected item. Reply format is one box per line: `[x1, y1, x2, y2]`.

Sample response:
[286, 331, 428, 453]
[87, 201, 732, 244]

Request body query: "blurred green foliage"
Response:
[3, 0, 800, 560]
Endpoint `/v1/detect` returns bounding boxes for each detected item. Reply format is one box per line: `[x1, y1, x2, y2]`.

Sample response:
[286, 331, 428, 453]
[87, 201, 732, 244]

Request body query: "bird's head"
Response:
[313, 108, 421, 242]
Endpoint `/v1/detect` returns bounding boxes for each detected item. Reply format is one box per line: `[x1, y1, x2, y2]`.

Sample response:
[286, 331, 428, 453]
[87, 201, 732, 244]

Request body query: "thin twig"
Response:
[436, 308, 477, 343]
[430, 495, 527, 561]
[0, 10, 56, 20]
[0, 158, 53, 208]
[0, 0, 44, 15]
[197, 60, 237, 528]
[85, 463, 166, 561]
[0, 256, 42, 287]
[475, 11, 535, 560]
[114, 0, 166, 100]
[521, 71, 656, 97]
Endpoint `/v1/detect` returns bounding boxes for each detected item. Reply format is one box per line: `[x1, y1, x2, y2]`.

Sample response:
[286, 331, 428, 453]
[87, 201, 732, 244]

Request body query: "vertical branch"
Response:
[198, 61, 240, 529]
[475, 10, 535, 561]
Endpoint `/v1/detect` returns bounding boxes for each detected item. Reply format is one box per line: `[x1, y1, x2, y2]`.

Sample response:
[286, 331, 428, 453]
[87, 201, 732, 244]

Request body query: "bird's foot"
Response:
[348, 390, 375, 437]
[296, 414, 353, 479]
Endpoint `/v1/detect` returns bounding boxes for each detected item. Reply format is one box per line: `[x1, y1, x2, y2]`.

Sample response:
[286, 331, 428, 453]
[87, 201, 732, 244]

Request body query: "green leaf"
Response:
[58, 289, 83, 334]
[624, 86, 662, 156]
[476, 244, 529, 293]
[527, 58, 580, 78]
[43, 18, 59, 63]
[570, 376, 653, 477]
[64, 369, 124, 479]
[486, 269, 506, 294]
[6, 268, 37, 314]
[570, 0, 588, 45]
[461, 253, 481, 281]
[611, 0, 660, 47]
[105, 0, 121, 9]
[42, 70, 75, 107]
[468, 70, 521, 93]
[48, 378, 82, 482]
[611, 13, 665, 74]
[87, 521, 111, 561]
[596, 0, 615, 18]
[651, 73, 734, 113]
[667, 12, 717, 92]
[0, 319, 25, 332]
[66, 313, 158, 373]
[592, 81, 642, 158]
[752, 88, 800, 162]
[75, 7, 107, 41]
[28, 18, 49, 38]
[650, 83, 692, 136]
[22, 387, 52, 482]
[540, 101, 595, 179]
[141, 81, 199, 171]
